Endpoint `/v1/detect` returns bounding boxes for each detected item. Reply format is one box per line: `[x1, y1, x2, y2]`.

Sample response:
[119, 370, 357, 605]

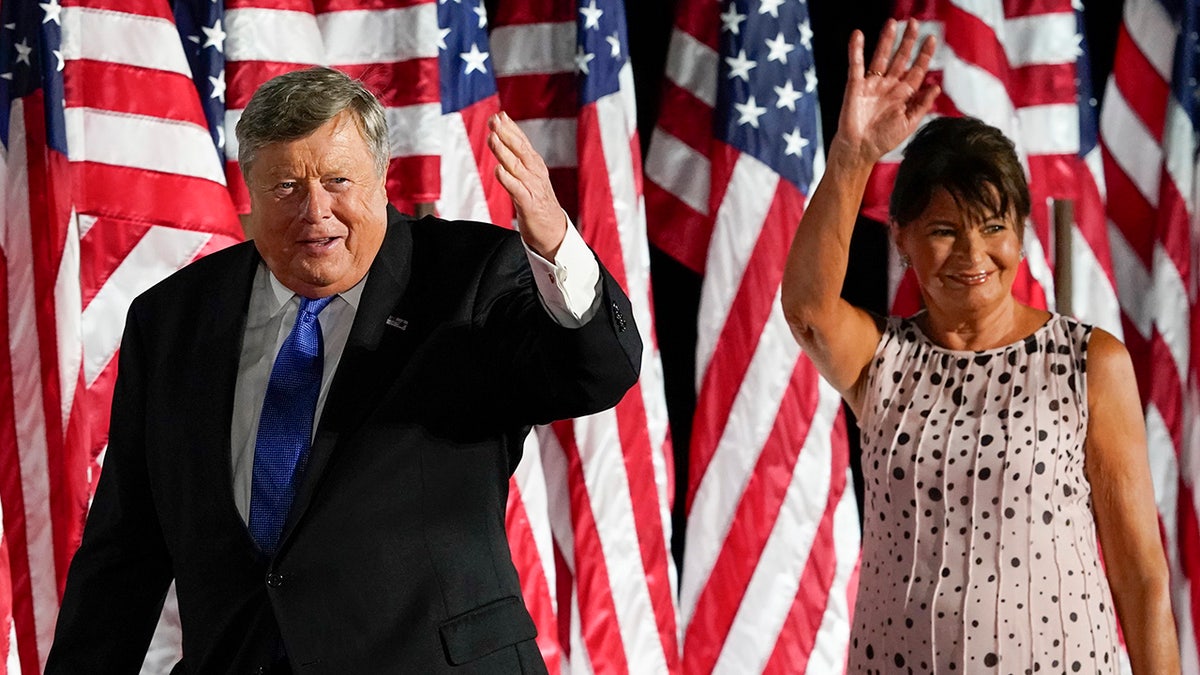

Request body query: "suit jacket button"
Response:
[266, 573, 285, 588]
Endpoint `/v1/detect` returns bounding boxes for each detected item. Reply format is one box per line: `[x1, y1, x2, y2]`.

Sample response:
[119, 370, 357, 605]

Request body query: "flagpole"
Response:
[1053, 198, 1073, 317]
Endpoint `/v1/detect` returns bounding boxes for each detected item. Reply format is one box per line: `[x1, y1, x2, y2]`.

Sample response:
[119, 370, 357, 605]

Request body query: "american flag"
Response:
[1099, 0, 1199, 668]
[1, 0, 244, 671]
[429, 2, 561, 666]
[864, 0, 1072, 316]
[0, 1, 74, 670]
[433, 0, 510, 226]
[1058, 3, 1122, 336]
[491, 0, 680, 672]
[643, 0, 860, 672]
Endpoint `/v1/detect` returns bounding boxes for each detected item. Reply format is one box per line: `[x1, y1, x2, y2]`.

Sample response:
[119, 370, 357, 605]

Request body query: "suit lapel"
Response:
[189, 242, 264, 557]
[281, 209, 417, 550]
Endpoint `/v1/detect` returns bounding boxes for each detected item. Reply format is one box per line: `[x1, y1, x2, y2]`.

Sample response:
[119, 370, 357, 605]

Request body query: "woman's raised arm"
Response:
[780, 18, 938, 414]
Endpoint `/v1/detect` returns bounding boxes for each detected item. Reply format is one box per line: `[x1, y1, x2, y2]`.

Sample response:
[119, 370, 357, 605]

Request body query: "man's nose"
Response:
[300, 184, 332, 222]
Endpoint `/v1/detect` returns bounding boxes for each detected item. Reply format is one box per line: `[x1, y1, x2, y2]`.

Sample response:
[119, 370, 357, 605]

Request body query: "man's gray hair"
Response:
[235, 66, 390, 178]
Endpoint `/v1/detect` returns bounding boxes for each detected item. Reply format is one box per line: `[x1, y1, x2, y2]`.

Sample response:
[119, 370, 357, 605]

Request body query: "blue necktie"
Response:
[249, 294, 336, 555]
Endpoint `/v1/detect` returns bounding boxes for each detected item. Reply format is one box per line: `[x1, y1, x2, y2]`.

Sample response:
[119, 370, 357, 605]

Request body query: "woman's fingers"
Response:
[907, 80, 941, 122]
[903, 34, 938, 91]
[847, 29, 866, 81]
[866, 19, 897, 76]
[885, 19, 920, 78]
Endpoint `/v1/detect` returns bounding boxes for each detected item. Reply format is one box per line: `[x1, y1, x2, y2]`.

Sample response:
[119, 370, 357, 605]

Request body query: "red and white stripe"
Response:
[224, 0, 442, 215]
[434, 90, 512, 226]
[429, 0, 511, 228]
[491, 2, 679, 672]
[679, 157, 857, 674]
[0, 521, 18, 673]
[1, 92, 77, 675]
[0, 2, 244, 673]
[642, 4, 859, 673]
[1100, 0, 1199, 668]
[643, 9, 719, 276]
[1008, 1, 1121, 335]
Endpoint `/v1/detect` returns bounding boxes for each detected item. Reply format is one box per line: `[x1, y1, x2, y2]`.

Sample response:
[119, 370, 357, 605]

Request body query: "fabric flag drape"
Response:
[433, 0, 511, 227]
[1099, 0, 1200, 669]
[490, 0, 680, 672]
[643, 0, 860, 673]
[1, 0, 245, 672]
[1053, 5, 1122, 336]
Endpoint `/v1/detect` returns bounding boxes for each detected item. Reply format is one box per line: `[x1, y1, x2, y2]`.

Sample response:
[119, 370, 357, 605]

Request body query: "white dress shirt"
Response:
[230, 223, 601, 521]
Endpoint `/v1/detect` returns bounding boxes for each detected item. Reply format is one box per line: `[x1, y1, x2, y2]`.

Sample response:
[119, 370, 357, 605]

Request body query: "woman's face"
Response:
[895, 187, 1024, 318]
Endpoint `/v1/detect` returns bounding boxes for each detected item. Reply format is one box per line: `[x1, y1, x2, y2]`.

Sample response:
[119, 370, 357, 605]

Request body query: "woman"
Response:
[781, 18, 1180, 674]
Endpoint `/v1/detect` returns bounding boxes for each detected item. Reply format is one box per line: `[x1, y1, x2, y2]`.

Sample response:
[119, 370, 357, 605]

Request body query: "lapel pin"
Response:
[386, 316, 409, 330]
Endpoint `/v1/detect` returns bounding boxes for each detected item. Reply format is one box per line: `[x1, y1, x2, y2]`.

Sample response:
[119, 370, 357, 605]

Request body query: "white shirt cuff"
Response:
[523, 218, 602, 328]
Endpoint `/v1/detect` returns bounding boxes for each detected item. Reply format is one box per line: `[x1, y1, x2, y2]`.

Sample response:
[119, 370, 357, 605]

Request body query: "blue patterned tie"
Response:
[249, 294, 336, 555]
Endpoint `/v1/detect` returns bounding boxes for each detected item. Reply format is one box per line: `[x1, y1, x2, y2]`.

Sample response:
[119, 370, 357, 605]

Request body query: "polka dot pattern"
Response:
[847, 314, 1120, 674]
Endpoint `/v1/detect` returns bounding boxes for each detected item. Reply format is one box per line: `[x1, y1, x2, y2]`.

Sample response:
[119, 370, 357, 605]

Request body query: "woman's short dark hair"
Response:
[889, 117, 1030, 235]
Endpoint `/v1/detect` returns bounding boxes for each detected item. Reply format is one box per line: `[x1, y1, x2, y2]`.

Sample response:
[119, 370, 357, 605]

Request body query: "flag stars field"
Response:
[798, 20, 813, 49]
[575, 45, 595, 75]
[765, 31, 795, 64]
[40, 0, 62, 26]
[734, 95, 767, 128]
[783, 127, 809, 157]
[721, 5, 747, 35]
[201, 20, 225, 52]
[580, 0, 603, 30]
[725, 49, 756, 81]
[774, 79, 802, 111]
[460, 43, 488, 75]
[606, 32, 620, 58]
[759, 0, 785, 19]
[208, 70, 225, 102]
[13, 38, 30, 66]
[716, 0, 821, 211]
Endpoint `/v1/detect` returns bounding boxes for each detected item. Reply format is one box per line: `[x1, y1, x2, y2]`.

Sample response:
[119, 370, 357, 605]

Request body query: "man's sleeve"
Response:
[472, 232, 642, 427]
[522, 219, 601, 327]
[45, 302, 174, 673]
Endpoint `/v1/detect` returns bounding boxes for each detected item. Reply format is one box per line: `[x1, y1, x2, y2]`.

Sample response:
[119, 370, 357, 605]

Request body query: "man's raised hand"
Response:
[487, 112, 568, 260]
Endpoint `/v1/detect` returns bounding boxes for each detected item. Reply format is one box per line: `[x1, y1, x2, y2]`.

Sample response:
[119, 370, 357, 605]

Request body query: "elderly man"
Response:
[45, 67, 640, 674]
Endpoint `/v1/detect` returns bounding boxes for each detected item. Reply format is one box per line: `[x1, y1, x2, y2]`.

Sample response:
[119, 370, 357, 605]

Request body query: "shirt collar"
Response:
[262, 263, 368, 316]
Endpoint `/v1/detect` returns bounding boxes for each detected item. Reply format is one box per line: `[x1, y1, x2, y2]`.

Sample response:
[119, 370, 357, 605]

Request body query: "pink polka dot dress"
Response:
[848, 313, 1120, 674]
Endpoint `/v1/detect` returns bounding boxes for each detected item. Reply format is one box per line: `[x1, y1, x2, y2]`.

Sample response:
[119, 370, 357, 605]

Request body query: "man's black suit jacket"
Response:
[45, 208, 642, 674]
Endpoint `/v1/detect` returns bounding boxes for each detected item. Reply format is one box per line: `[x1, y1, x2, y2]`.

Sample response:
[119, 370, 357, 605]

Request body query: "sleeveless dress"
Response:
[847, 313, 1120, 674]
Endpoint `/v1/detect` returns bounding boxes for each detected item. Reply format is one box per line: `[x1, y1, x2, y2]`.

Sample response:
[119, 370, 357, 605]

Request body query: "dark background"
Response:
[615, 1, 1127, 566]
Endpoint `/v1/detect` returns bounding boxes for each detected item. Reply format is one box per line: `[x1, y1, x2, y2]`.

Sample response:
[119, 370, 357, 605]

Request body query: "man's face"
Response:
[246, 110, 388, 298]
